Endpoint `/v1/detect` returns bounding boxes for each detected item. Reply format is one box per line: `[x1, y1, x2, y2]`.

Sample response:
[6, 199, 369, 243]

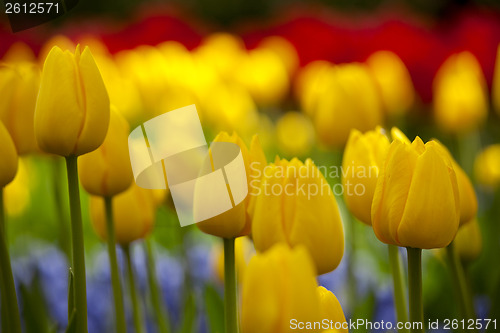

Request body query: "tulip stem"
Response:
[144, 239, 171, 333]
[224, 237, 239, 333]
[446, 242, 476, 321]
[389, 245, 409, 332]
[65, 155, 88, 333]
[0, 188, 22, 333]
[123, 244, 144, 333]
[407, 247, 424, 333]
[104, 196, 127, 333]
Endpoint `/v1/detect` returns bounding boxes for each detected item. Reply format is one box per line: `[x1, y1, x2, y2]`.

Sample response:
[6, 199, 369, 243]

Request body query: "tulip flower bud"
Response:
[372, 137, 460, 249]
[241, 244, 320, 333]
[78, 107, 133, 197]
[252, 157, 344, 274]
[313, 63, 383, 147]
[342, 127, 390, 225]
[34, 45, 110, 157]
[0, 63, 40, 154]
[90, 184, 155, 245]
[433, 52, 488, 134]
[197, 132, 266, 238]
[295, 60, 332, 118]
[474, 144, 500, 189]
[317, 287, 348, 332]
[366, 51, 415, 117]
[0, 122, 18, 188]
[454, 218, 482, 263]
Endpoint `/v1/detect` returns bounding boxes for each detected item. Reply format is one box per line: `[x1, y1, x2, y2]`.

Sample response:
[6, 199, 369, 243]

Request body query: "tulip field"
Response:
[1, 1, 500, 333]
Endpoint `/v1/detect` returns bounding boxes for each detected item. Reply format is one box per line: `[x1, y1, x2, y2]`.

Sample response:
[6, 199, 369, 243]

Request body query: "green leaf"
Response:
[67, 268, 75, 320]
[65, 310, 77, 333]
[18, 274, 52, 333]
[178, 292, 196, 333]
[203, 284, 225, 333]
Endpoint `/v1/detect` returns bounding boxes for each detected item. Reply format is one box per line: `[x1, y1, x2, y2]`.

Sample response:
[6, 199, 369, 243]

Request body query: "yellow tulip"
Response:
[317, 287, 348, 333]
[295, 61, 332, 117]
[372, 137, 460, 249]
[235, 48, 290, 106]
[252, 157, 344, 274]
[313, 63, 383, 147]
[493, 45, 500, 116]
[78, 107, 133, 197]
[433, 52, 488, 133]
[34, 45, 110, 157]
[0, 121, 18, 188]
[2, 42, 36, 64]
[433, 142, 478, 225]
[241, 244, 320, 333]
[342, 127, 390, 225]
[197, 132, 267, 238]
[0, 63, 40, 154]
[474, 144, 500, 189]
[276, 111, 315, 157]
[454, 218, 482, 263]
[366, 51, 415, 116]
[90, 184, 155, 245]
[258, 36, 299, 76]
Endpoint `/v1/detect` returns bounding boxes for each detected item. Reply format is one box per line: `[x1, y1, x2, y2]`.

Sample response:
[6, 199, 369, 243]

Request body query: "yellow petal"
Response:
[0, 121, 18, 187]
[317, 287, 347, 333]
[73, 46, 110, 155]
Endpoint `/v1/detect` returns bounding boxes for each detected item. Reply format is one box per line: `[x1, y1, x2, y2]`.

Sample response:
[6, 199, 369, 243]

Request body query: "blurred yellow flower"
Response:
[454, 218, 482, 263]
[317, 286, 347, 333]
[433, 52, 488, 133]
[90, 184, 155, 245]
[35, 45, 110, 157]
[313, 63, 383, 147]
[78, 107, 133, 197]
[0, 63, 40, 154]
[4, 158, 34, 217]
[0, 121, 18, 188]
[276, 111, 315, 157]
[236, 48, 290, 106]
[258, 36, 299, 76]
[2, 42, 36, 64]
[366, 51, 415, 116]
[493, 45, 500, 116]
[252, 157, 344, 274]
[372, 137, 460, 249]
[241, 244, 320, 333]
[296, 61, 333, 117]
[474, 144, 500, 189]
[342, 127, 390, 225]
[197, 132, 267, 238]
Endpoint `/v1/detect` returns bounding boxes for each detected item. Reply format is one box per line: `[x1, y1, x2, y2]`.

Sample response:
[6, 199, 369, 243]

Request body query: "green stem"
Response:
[52, 158, 71, 260]
[389, 245, 409, 333]
[104, 197, 127, 333]
[145, 239, 170, 333]
[446, 242, 476, 321]
[224, 237, 239, 333]
[0, 188, 22, 333]
[407, 247, 424, 333]
[65, 155, 88, 333]
[124, 245, 144, 333]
